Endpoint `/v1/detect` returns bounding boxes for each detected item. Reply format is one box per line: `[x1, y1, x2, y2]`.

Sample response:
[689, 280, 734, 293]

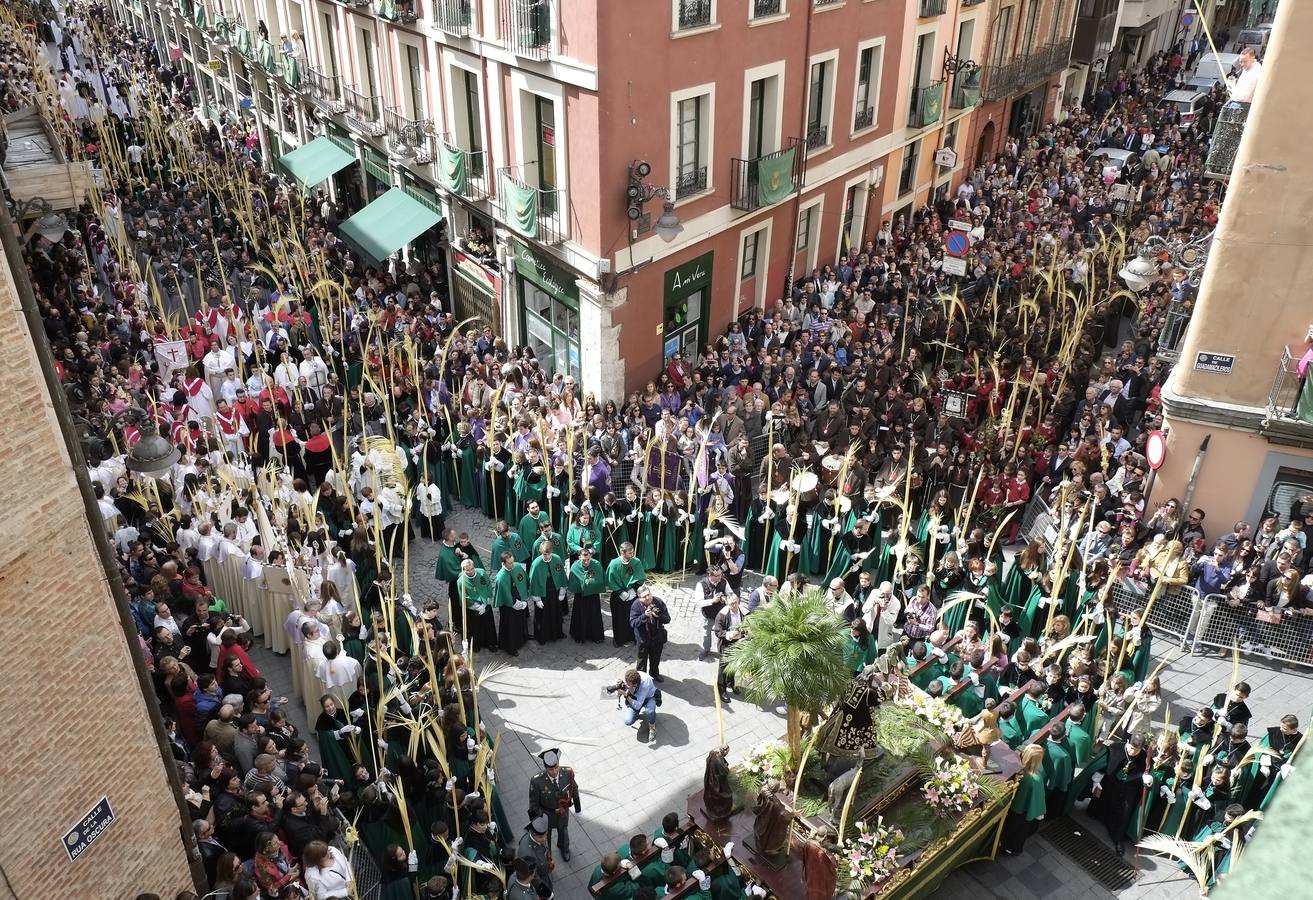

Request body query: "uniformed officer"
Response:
[528, 748, 581, 861]
[515, 815, 554, 894]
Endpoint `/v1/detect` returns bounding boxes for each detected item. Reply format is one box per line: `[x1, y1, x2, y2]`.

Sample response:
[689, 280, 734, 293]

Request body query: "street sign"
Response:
[1181, 12, 1196, 28]
[943, 231, 970, 257]
[207, 59, 224, 71]
[62, 797, 115, 862]
[934, 147, 958, 168]
[1194, 352, 1235, 374]
[941, 256, 967, 276]
[948, 218, 972, 232]
[1146, 430, 1167, 470]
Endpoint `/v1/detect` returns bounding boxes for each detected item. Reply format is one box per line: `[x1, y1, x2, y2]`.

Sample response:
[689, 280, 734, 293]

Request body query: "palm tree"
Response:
[724, 589, 852, 758]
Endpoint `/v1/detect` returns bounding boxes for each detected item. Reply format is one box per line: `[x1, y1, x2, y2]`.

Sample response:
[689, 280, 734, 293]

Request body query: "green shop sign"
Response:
[664, 250, 714, 299]
[514, 241, 578, 305]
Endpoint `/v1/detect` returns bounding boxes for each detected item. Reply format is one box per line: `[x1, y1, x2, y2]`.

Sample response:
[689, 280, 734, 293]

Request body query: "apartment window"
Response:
[748, 78, 766, 158]
[360, 29, 378, 98]
[675, 94, 710, 198]
[676, 0, 713, 30]
[898, 140, 919, 195]
[840, 184, 859, 248]
[943, 119, 959, 152]
[805, 58, 833, 150]
[1049, 0, 1068, 44]
[853, 43, 882, 132]
[1020, 0, 1042, 56]
[751, 0, 782, 18]
[990, 6, 1014, 67]
[320, 13, 337, 77]
[405, 45, 424, 119]
[534, 96, 558, 213]
[741, 230, 761, 279]
[796, 204, 816, 252]
[455, 68, 484, 177]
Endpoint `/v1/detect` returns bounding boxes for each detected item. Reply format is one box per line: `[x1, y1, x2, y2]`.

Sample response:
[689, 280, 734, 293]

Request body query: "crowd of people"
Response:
[9, 0, 1311, 896]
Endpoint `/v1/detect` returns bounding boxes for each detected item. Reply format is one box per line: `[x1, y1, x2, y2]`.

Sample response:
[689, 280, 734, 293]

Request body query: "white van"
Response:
[1228, 24, 1273, 56]
[1191, 52, 1241, 86]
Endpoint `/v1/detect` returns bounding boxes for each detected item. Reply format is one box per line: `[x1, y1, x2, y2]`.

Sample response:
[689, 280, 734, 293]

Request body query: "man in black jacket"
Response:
[275, 790, 338, 857]
[630, 585, 672, 682]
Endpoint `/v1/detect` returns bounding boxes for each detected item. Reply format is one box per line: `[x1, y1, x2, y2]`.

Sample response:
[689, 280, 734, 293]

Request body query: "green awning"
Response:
[337, 188, 442, 264]
[277, 136, 356, 189]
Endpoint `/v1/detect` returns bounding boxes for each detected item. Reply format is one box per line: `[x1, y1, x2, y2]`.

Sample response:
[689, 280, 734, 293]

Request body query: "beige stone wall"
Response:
[0, 244, 195, 894]
[1169, 0, 1313, 410]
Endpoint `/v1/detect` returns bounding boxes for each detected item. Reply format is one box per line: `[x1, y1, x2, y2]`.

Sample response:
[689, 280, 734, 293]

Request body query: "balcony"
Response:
[496, 167, 563, 243]
[962, 0, 987, 5]
[434, 0, 474, 35]
[752, 0, 781, 16]
[1153, 297, 1192, 363]
[305, 67, 344, 112]
[805, 123, 829, 150]
[385, 107, 434, 160]
[908, 80, 945, 128]
[1204, 101, 1248, 180]
[1262, 347, 1313, 444]
[677, 0, 713, 30]
[501, 0, 551, 59]
[981, 59, 1023, 101]
[436, 136, 488, 199]
[814, 0, 844, 7]
[919, 0, 948, 15]
[853, 105, 875, 131]
[374, 0, 418, 23]
[673, 165, 708, 200]
[729, 138, 804, 212]
[950, 67, 982, 109]
[343, 85, 385, 134]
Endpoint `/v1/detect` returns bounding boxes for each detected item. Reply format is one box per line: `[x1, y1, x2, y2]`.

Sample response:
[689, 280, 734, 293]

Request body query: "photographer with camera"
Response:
[629, 585, 671, 682]
[618, 668, 659, 744]
[694, 566, 736, 661]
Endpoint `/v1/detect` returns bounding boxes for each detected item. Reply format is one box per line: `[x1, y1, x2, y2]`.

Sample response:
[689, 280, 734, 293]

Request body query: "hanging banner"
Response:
[439, 142, 467, 195]
[756, 147, 796, 207]
[502, 174, 539, 239]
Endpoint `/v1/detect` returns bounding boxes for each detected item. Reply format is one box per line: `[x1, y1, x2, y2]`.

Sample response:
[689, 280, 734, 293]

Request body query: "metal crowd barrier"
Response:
[1019, 492, 1057, 551]
[332, 809, 383, 900]
[1191, 593, 1313, 670]
[1110, 578, 1199, 649]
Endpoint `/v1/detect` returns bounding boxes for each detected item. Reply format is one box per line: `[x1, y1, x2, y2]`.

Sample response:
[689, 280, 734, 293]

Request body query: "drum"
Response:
[821, 455, 843, 487]
[792, 470, 820, 502]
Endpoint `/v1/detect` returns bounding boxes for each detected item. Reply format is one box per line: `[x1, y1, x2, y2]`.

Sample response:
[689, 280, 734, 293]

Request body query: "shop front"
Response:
[361, 144, 392, 203]
[449, 248, 501, 331]
[661, 250, 713, 363]
[515, 240, 581, 381]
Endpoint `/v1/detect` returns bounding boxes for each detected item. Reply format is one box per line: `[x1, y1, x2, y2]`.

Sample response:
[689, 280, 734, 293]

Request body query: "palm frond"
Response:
[1136, 833, 1211, 892]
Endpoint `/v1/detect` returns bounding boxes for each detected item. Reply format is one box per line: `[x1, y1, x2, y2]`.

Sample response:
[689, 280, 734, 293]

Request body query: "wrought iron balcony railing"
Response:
[674, 166, 708, 199]
[501, 0, 551, 59]
[496, 167, 563, 243]
[677, 0, 713, 29]
[1265, 346, 1313, 429]
[805, 123, 829, 150]
[436, 135, 488, 199]
[853, 105, 875, 131]
[919, 0, 949, 15]
[909, 80, 945, 128]
[729, 138, 804, 212]
[343, 85, 385, 134]
[305, 66, 343, 110]
[434, 0, 474, 35]
[752, 0, 782, 15]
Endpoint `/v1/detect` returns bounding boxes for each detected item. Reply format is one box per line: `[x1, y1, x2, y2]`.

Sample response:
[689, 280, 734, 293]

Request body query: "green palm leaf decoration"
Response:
[725, 589, 852, 757]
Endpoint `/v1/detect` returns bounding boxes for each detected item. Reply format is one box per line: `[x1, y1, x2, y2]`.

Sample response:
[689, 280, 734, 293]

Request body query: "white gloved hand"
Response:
[472, 603, 487, 615]
[969, 672, 980, 686]
[932, 646, 948, 661]
[398, 700, 413, 716]
[655, 837, 673, 863]
[1142, 772, 1154, 786]
[408, 849, 418, 872]
[1218, 716, 1231, 729]
[623, 860, 640, 880]
[1202, 754, 1215, 767]
[534, 597, 544, 609]
[335, 726, 351, 739]
[488, 820, 497, 834]
[1281, 763, 1295, 780]
[749, 886, 768, 898]
[445, 777, 457, 791]
[1260, 760, 1272, 775]
[724, 842, 734, 858]
[1091, 772, 1105, 787]
[484, 460, 494, 471]
[513, 600, 528, 611]
[1000, 632, 1013, 645]
[1219, 836, 1232, 850]
[465, 737, 477, 753]
[558, 589, 566, 601]
[1194, 795, 1211, 810]
[378, 738, 389, 750]
[451, 837, 464, 853]
[465, 791, 482, 802]
[695, 870, 711, 892]
[1160, 785, 1175, 801]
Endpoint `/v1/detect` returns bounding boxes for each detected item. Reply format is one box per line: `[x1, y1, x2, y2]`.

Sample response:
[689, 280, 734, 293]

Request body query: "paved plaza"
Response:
[254, 503, 1311, 899]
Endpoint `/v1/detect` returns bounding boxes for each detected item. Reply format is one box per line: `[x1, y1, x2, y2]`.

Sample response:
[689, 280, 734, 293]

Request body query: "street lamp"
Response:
[1118, 232, 1214, 293]
[113, 410, 181, 478]
[626, 160, 682, 244]
[1118, 246, 1160, 293]
[13, 196, 69, 244]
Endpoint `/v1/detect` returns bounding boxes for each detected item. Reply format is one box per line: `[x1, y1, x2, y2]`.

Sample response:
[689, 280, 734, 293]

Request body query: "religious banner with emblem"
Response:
[922, 82, 944, 125]
[439, 142, 467, 195]
[154, 340, 189, 378]
[502, 174, 539, 239]
[756, 146, 796, 207]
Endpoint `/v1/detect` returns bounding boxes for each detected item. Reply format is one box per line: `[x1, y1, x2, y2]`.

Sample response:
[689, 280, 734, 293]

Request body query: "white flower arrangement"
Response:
[838, 817, 904, 891]
[921, 755, 981, 815]
[911, 693, 965, 736]
[739, 739, 791, 781]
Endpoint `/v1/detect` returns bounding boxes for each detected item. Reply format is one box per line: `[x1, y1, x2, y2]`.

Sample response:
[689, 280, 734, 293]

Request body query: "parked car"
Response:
[1085, 147, 1139, 176]
[1158, 90, 1208, 126]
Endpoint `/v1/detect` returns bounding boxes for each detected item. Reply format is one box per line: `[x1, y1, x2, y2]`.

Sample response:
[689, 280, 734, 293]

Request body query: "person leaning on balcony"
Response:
[1230, 48, 1263, 104]
[1294, 325, 1313, 424]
